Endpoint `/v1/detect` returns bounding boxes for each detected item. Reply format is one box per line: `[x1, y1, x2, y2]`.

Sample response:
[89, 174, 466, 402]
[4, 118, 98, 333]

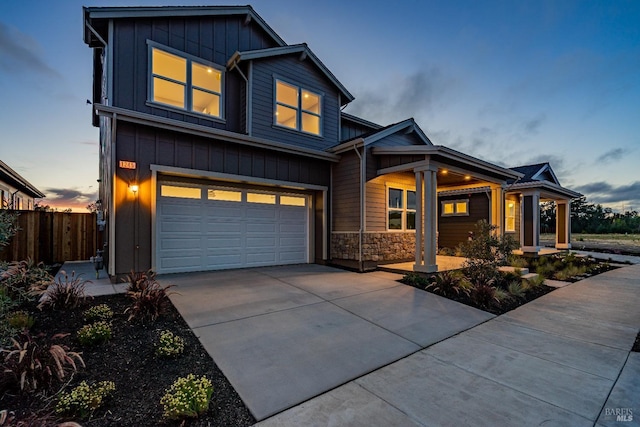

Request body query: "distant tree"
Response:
[34, 202, 53, 212]
[540, 201, 556, 233]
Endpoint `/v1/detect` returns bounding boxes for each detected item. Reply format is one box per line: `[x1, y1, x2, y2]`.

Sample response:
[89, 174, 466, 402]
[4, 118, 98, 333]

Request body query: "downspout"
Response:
[228, 55, 250, 135]
[353, 144, 365, 271]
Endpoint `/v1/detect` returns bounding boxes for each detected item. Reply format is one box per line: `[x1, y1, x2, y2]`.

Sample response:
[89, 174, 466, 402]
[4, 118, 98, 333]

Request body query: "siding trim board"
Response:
[96, 104, 339, 162]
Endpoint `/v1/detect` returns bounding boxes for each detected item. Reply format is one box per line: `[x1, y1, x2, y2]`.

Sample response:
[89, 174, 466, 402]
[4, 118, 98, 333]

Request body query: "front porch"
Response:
[379, 255, 468, 274]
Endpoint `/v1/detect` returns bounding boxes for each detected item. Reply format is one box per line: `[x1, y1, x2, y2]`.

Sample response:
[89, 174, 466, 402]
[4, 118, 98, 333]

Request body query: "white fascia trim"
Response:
[151, 164, 328, 192]
[95, 104, 339, 163]
[506, 181, 582, 199]
[531, 164, 561, 185]
[328, 137, 364, 154]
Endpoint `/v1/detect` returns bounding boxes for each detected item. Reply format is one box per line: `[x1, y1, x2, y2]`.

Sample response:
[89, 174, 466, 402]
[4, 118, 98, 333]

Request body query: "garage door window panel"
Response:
[161, 185, 201, 199]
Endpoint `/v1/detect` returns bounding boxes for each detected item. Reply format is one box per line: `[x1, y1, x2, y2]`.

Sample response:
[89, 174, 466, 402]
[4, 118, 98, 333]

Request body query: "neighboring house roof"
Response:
[227, 44, 355, 104]
[84, 5, 286, 47]
[507, 162, 582, 199]
[0, 160, 45, 199]
[329, 118, 432, 154]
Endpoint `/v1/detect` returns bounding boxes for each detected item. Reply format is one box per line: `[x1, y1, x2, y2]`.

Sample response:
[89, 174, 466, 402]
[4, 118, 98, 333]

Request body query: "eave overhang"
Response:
[372, 145, 524, 181]
[0, 160, 45, 199]
[94, 104, 340, 163]
[506, 181, 582, 199]
[227, 44, 355, 104]
[83, 5, 286, 47]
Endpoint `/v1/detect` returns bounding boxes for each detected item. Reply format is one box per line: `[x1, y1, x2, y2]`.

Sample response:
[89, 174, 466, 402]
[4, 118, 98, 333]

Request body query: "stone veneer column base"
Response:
[331, 232, 417, 264]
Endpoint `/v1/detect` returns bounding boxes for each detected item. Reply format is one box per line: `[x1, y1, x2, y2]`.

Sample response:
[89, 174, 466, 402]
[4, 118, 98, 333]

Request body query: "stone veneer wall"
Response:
[331, 232, 416, 262]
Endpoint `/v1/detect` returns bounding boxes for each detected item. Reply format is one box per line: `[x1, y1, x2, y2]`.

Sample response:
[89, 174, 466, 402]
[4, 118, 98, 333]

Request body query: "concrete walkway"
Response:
[54, 260, 127, 295]
[256, 263, 640, 426]
[162, 264, 493, 421]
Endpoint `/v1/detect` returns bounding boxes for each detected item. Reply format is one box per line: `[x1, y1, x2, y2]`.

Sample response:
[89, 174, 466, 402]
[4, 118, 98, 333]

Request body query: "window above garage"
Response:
[148, 42, 224, 119]
[275, 79, 322, 136]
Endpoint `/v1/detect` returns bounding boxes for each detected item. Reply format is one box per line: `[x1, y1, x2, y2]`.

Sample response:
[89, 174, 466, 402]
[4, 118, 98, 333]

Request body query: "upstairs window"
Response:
[275, 80, 322, 135]
[388, 187, 416, 230]
[150, 44, 223, 118]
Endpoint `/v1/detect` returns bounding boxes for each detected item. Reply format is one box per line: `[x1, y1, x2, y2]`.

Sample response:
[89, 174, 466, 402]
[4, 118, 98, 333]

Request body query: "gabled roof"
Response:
[340, 112, 383, 131]
[507, 162, 581, 199]
[329, 118, 432, 154]
[227, 44, 355, 104]
[0, 160, 45, 199]
[510, 162, 560, 185]
[84, 5, 286, 47]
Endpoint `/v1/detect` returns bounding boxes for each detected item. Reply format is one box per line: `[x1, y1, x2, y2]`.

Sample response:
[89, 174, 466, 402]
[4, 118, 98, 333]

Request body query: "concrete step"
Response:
[498, 266, 530, 275]
[521, 273, 540, 281]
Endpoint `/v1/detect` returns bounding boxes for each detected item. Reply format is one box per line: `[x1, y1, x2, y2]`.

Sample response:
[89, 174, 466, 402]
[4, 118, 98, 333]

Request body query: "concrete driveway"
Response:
[164, 264, 493, 420]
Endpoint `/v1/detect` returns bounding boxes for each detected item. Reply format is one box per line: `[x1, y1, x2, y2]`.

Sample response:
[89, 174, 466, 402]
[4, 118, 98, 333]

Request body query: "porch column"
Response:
[490, 184, 505, 236]
[414, 165, 438, 273]
[555, 199, 571, 249]
[414, 171, 422, 267]
[520, 190, 540, 254]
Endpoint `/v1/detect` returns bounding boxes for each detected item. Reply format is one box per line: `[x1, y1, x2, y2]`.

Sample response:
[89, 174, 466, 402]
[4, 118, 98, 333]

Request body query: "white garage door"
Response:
[156, 183, 309, 273]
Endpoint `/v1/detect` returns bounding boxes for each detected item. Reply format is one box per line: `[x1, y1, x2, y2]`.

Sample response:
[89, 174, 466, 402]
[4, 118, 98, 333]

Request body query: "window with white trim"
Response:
[275, 80, 322, 135]
[505, 200, 516, 232]
[388, 187, 416, 230]
[150, 44, 223, 118]
[441, 199, 469, 216]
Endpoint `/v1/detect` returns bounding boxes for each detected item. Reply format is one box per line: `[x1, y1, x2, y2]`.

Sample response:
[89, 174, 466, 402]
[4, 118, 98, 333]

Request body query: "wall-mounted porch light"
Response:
[129, 183, 139, 194]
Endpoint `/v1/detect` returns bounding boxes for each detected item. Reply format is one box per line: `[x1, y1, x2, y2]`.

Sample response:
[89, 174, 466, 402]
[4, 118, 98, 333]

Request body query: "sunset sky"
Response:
[1, 0, 638, 212]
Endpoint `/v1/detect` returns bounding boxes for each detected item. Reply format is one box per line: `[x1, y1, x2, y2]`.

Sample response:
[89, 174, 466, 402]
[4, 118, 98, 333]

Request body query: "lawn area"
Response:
[540, 233, 640, 255]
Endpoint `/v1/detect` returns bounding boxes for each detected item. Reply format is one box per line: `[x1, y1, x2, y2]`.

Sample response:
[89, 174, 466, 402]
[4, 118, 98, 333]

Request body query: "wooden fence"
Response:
[0, 211, 99, 264]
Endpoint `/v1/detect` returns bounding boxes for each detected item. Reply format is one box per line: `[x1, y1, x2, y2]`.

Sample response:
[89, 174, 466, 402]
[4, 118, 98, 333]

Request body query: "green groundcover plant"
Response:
[160, 374, 213, 420]
[55, 380, 116, 418]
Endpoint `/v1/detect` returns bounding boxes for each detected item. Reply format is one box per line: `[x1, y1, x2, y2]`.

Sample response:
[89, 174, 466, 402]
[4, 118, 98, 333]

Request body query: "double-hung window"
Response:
[150, 44, 223, 118]
[388, 187, 416, 230]
[505, 200, 516, 232]
[275, 80, 322, 135]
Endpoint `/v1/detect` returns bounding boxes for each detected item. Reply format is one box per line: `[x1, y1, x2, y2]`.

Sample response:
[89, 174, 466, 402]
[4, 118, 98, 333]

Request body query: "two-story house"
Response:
[83, 5, 579, 280]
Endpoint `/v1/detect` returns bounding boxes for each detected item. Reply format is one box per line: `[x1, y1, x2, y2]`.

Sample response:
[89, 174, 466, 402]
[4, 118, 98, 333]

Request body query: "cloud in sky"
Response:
[345, 66, 458, 124]
[574, 181, 640, 207]
[596, 148, 630, 164]
[43, 187, 97, 212]
[0, 21, 62, 79]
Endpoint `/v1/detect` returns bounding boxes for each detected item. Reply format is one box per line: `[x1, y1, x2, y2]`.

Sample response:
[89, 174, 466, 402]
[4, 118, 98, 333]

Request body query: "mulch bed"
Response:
[1, 294, 255, 427]
[402, 278, 556, 316]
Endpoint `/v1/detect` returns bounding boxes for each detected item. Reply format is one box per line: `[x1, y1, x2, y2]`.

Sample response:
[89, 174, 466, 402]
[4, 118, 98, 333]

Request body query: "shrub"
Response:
[5, 310, 35, 330]
[126, 282, 176, 323]
[508, 256, 529, 269]
[555, 265, 587, 281]
[125, 269, 157, 293]
[55, 380, 115, 418]
[156, 330, 185, 358]
[0, 210, 19, 247]
[470, 283, 500, 309]
[160, 374, 213, 420]
[507, 280, 526, 300]
[84, 304, 113, 322]
[525, 274, 546, 288]
[402, 272, 429, 289]
[1, 332, 84, 393]
[461, 220, 518, 280]
[427, 271, 469, 298]
[38, 271, 90, 310]
[1, 259, 52, 302]
[77, 321, 112, 346]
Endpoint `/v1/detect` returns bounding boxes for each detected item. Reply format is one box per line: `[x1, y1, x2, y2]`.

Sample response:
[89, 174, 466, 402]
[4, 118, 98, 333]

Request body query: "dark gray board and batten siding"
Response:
[250, 56, 341, 150]
[110, 15, 280, 133]
[438, 193, 490, 249]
